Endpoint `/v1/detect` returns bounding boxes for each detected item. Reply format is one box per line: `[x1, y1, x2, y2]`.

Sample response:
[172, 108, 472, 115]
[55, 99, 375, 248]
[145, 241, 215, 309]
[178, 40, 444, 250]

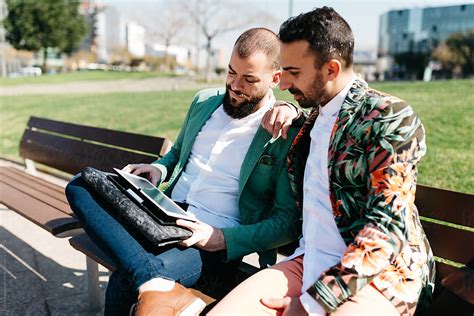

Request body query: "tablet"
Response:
[113, 168, 196, 221]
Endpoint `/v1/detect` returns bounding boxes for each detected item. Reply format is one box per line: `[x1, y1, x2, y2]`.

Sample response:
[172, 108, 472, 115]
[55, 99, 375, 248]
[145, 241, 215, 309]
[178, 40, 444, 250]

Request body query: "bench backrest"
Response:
[416, 185, 474, 280]
[19, 116, 172, 175]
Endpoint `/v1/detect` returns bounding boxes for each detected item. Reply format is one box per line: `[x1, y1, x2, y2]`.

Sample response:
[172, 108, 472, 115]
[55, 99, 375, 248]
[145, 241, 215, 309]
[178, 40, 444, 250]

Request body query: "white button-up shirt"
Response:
[289, 78, 355, 315]
[169, 93, 275, 229]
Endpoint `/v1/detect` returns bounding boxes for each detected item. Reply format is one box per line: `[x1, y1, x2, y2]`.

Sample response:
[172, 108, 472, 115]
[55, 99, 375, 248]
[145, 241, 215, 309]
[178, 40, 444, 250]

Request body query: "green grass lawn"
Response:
[1, 79, 472, 193]
[0, 71, 177, 86]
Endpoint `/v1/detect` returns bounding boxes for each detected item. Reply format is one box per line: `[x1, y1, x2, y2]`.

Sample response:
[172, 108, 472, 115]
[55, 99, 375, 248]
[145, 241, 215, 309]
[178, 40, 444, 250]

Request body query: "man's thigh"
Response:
[209, 255, 304, 315]
[332, 284, 399, 316]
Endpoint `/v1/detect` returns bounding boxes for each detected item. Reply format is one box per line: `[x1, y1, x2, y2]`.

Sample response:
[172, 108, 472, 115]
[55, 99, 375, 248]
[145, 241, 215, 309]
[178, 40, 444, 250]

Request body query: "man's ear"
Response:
[270, 70, 282, 88]
[325, 59, 342, 81]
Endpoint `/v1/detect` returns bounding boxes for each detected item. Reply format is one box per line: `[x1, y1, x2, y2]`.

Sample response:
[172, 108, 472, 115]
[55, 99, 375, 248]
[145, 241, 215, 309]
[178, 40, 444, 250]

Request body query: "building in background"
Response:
[377, 4, 474, 79]
[103, 6, 122, 61]
[125, 22, 145, 58]
[76, 1, 123, 65]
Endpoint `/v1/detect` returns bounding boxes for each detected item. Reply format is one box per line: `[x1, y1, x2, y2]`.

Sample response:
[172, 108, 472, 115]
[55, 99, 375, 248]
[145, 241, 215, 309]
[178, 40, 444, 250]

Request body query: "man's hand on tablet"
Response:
[122, 164, 162, 186]
[176, 219, 226, 252]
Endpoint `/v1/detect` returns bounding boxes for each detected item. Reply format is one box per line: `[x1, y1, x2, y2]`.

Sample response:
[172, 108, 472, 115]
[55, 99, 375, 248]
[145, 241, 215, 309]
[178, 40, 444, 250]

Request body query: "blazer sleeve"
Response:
[306, 102, 426, 312]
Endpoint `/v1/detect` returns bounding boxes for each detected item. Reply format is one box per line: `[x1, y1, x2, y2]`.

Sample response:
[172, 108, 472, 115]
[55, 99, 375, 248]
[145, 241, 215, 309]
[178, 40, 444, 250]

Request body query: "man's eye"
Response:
[246, 79, 258, 84]
[289, 71, 299, 76]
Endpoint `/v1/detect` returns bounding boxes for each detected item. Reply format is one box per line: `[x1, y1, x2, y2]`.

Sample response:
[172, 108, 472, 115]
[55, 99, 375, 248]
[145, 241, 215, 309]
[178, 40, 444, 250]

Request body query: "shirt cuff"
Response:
[300, 292, 326, 316]
[150, 163, 167, 185]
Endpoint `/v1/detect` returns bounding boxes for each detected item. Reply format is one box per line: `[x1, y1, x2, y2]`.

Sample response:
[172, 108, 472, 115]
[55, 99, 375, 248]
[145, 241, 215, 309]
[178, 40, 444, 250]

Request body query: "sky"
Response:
[104, 0, 473, 60]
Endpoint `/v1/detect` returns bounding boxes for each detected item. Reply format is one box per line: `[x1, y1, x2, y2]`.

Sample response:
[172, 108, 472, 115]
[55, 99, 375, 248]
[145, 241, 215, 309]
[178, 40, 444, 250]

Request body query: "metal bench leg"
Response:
[86, 256, 102, 313]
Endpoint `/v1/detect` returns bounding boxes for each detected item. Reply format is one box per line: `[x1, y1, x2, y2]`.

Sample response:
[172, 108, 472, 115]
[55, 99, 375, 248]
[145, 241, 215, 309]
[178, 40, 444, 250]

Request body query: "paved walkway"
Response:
[0, 76, 214, 96]
[0, 160, 108, 316]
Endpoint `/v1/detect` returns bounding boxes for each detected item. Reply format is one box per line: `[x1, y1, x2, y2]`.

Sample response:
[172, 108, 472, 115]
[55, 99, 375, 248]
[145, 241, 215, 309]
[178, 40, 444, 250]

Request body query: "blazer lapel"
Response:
[179, 93, 224, 165]
[327, 78, 368, 177]
[238, 126, 272, 195]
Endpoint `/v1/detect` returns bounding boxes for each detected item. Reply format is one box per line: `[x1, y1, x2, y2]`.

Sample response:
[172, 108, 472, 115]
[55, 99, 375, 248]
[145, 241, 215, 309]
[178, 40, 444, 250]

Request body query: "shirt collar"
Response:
[319, 75, 356, 117]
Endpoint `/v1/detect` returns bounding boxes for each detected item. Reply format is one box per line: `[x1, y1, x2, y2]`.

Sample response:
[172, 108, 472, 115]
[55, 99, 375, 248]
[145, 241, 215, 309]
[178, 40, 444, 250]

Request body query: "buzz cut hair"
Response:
[233, 28, 280, 70]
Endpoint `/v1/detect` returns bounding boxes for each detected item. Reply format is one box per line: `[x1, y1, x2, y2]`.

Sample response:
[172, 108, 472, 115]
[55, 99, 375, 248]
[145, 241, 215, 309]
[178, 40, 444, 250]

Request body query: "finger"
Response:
[178, 235, 198, 247]
[175, 219, 198, 230]
[150, 175, 159, 186]
[273, 111, 287, 138]
[281, 121, 291, 140]
[263, 109, 277, 135]
[131, 166, 147, 176]
[122, 164, 134, 173]
[273, 121, 282, 139]
[260, 297, 290, 309]
[268, 109, 277, 129]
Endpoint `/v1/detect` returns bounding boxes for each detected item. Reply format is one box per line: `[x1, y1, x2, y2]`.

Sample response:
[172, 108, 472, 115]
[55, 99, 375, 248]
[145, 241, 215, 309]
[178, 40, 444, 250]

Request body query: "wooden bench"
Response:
[0, 116, 172, 310]
[2, 116, 472, 314]
[69, 185, 474, 315]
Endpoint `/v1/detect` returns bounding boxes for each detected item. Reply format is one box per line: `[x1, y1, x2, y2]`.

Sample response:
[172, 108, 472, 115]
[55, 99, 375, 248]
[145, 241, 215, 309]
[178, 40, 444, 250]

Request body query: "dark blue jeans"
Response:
[65, 175, 239, 315]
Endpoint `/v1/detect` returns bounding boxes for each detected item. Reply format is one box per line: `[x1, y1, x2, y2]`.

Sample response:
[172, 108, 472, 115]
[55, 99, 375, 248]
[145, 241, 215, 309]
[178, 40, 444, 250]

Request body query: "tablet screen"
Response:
[114, 168, 195, 220]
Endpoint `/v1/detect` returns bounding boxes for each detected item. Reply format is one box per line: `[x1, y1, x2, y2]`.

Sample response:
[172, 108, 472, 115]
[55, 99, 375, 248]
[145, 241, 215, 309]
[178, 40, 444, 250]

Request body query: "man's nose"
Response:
[230, 77, 244, 92]
[279, 78, 292, 91]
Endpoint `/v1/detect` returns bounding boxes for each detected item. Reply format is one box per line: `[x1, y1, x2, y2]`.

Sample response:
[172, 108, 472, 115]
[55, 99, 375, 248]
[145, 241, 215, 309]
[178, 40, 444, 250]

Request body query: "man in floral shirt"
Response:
[210, 7, 435, 316]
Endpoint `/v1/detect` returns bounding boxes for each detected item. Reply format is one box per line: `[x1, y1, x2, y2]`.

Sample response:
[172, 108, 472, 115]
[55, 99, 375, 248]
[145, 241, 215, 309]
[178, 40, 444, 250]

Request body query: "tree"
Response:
[182, 0, 273, 82]
[393, 52, 431, 80]
[432, 43, 457, 76]
[445, 30, 474, 77]
[145, 2, 188, 71]
[4, 0, 88, 71]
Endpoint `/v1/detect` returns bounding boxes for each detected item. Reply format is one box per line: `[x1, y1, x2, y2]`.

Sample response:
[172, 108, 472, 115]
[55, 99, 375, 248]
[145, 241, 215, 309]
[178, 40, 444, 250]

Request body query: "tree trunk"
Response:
[205, 37, 212, 83]
[42, 48, 48, 73]
[165, 38, 170, 72]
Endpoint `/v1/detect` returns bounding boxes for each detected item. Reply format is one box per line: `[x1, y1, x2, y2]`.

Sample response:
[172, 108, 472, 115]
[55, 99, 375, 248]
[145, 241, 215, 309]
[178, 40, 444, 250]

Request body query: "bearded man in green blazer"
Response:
[66, 27, 300, 316]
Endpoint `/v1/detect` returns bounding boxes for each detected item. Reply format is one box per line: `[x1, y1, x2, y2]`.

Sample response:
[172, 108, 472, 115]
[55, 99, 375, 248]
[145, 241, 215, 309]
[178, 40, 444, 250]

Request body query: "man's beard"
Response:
[289, 71, 331, 109]
[223, 85, 266, 119]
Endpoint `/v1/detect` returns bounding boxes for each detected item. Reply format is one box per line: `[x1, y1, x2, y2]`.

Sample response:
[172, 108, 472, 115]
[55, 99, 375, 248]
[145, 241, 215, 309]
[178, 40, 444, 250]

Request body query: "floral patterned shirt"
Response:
[287, 78, 436, 315]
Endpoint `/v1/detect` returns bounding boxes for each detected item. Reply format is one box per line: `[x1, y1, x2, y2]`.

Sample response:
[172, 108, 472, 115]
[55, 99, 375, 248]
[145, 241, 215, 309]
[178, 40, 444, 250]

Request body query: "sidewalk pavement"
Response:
[0, 77, 213, 96]
[0, 163, 108, 316]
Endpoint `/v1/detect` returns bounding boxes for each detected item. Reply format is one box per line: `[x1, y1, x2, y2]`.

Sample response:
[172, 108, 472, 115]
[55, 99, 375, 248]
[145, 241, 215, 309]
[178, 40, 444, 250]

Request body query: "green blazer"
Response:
[154, 88, 301, 267]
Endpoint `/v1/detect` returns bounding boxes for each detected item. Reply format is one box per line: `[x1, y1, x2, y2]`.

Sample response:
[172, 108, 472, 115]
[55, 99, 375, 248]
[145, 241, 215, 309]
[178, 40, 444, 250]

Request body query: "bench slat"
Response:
[0, 168, 70, 210]
[0, 176, 71, 216]
[416, 185, 474, 227]
[0, 182, 79, 236]
[421, 220, 473, 265]
[20, 130, 158, 175]
[435, 261, 460, 282]
[5, 167, 65, 195]
[26, 116, 171, 157]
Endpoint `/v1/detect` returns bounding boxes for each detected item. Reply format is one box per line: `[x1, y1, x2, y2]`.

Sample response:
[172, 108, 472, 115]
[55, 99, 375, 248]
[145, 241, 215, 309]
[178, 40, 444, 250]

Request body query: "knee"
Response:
[65, 174, 93, 218]
[65, 173, 85, 198]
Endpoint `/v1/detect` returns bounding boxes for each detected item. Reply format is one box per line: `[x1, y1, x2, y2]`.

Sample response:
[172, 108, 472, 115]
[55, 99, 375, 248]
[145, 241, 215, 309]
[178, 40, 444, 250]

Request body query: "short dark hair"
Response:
[279, 7, 354, 69]
[234, 28, 280, 70]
